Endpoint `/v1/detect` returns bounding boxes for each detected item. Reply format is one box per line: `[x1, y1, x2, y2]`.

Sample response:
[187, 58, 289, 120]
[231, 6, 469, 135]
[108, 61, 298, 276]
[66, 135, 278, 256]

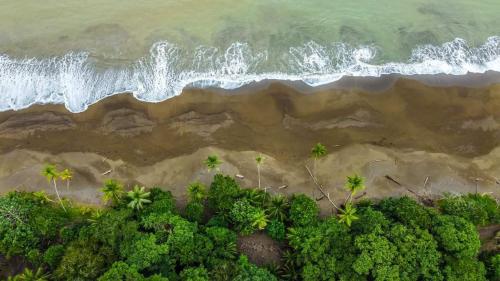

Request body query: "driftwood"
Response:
[305, 165, 340, 211]
[354, 192, 367, 200]
[278, 185, 288, 189]
[235, 174, 244, 179]
[101, 169, 112, 176]
[385, 175, 402, 186]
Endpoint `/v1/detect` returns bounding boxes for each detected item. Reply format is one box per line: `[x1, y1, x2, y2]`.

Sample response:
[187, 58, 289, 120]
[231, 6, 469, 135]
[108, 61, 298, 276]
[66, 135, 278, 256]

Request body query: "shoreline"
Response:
[0, 77, 499, 209]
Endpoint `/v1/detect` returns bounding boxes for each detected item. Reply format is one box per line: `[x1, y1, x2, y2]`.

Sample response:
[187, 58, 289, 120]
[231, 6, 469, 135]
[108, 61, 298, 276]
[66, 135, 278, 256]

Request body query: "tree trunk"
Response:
[257, 165, 261, 189]
[53, 179, 66, 212]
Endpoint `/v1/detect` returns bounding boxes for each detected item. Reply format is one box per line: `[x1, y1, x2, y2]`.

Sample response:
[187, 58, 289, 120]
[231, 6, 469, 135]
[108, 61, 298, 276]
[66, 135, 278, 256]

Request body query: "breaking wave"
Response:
[0, 36, 499, 112]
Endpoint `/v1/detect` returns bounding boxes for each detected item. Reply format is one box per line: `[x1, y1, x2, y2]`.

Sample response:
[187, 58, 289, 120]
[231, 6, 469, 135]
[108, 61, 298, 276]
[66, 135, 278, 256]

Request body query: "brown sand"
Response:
[0, 78, 499, 212]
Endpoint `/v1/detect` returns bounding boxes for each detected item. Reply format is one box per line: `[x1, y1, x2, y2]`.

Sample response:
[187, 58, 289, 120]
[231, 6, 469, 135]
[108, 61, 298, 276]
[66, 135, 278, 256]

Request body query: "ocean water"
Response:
[0, 0, 499, 112]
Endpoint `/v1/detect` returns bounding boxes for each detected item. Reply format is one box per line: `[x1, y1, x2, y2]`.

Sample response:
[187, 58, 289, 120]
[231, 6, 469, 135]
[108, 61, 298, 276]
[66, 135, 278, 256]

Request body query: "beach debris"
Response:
[235, 174, 244, 179]
[423, 176, 429, 189]
[385, 175, 402, 186]
[305, 165, 341, 211]
[278, 184, 288, 189]
[101, 169, 112, 176]
[354, 192, 367, 200]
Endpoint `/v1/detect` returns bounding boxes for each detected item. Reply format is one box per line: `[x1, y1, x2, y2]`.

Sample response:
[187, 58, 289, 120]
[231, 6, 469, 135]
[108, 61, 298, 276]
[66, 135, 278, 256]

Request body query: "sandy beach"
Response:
[0, 77, 499, 212]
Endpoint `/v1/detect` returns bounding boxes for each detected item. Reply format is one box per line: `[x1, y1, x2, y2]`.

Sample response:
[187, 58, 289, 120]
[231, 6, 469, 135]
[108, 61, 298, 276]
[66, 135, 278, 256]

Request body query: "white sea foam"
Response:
[0, 37, 499, 112]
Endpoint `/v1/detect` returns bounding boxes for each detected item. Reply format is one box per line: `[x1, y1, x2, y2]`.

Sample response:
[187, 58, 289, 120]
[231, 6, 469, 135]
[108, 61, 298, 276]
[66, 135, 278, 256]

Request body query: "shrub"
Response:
[289, 194, 319, 227]
[185, 201, 204, 223]
[43, 244, 65, 269]
[180, 266, 209, 281]
[208, 174, 240, 213]
[438, 193, 499, 226]
[266, 219, 286, 241]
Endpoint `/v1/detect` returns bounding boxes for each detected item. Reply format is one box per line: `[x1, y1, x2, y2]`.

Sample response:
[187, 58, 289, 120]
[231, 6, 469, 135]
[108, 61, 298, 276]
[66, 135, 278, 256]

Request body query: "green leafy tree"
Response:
[127, 185, 152, 211]
[41, 164, 66, 212]
[443, 257, 487, 281]
[311, 143, 327, 177]
[432, 215, 481, 259]
[55, 240, 112, 281]
[180, 266, 209, 281]
[43, 244, 65, 269]
[121, 234, 168, 270]
[266, 219, 286, 241]
[255, 154, 265, 189]
[204, 155, 222, 172]
[208, 174, 240, 213]
[289, 194, 319, 227]
[230, 199, 266, 235]
[234, 255, 278, 281]
[187, 182, 207, 202]
[438, 193, 499, 226]
[101, 179, 124, 206]
[185, 201, 204, 223]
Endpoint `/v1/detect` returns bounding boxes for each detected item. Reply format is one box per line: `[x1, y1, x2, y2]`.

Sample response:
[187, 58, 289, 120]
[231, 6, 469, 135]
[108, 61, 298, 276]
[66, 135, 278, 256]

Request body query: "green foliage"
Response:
[234, 255, 278, 281]
[1, 176, 498, 281]
[266, 219, 286, 241]
[266, 194, 289, 221]
[185, 201, 204, 223]
[10, 267, 50, 281]
[378, 196, 437, 229]
[180, 266, 209, 281]
[101, 179, 124, 205]
[289, 194, 319, 227]
[43, 244, 65, 269]
[443, 257, 487, 281]
[432, 215, 481, 259]
[438, 193, 500, 226]
[187, 182, 207, 202]
[55, 240, 113, 281]
[204, 155, 222, 171]
[230, 199, 267, 235]
[0, 192, 67, 257]
[311, 143, 327, 159]
[97, 261, 169, 281]
[208, 174, 240, 213]
[489, 254, 500, 281]
[127, 185, 152, 211]
[121, 233, 168, 270]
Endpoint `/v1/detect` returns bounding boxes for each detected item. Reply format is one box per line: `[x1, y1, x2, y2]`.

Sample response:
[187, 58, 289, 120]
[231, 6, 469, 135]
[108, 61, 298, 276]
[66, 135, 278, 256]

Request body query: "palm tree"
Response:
[59, 168, 73, 191]
[311, 143, 327, 177]
[101, 179, 124, 205]
[344, 174, 365, 204]
[127, 185, 152, 211]
[187, 182, 206, 202]
[338, 203, 359, 227]
[204, 155, 222, 172]
[41, 164, 66, 212]
[14, 267, 50, 281]
[251, 209, 268, 230]
[267, 194, 289, 221]
[255, 154, 265, 189]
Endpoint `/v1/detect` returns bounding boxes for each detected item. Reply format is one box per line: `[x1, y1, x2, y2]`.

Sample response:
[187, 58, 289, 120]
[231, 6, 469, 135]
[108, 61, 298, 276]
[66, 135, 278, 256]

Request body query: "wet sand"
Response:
[0, 77, 499, 212]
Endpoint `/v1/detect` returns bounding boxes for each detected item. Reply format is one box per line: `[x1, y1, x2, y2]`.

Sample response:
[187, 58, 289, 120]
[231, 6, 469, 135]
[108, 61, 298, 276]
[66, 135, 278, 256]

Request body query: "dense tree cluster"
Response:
[1, 171, 499, 280]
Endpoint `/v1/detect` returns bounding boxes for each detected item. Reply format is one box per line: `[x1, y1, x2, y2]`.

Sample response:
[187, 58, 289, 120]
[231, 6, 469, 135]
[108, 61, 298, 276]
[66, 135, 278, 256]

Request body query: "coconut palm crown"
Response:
[204, 155, 222, 172]
[187, 182, 207, 202]
[101, 179, 124, 205]
[338, 203, 359, 227]
[127, 185, 152, 211]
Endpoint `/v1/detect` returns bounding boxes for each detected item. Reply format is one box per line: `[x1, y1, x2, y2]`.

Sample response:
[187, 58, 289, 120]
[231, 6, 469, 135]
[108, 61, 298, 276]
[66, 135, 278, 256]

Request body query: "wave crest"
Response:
[0, 37, 499, 112]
